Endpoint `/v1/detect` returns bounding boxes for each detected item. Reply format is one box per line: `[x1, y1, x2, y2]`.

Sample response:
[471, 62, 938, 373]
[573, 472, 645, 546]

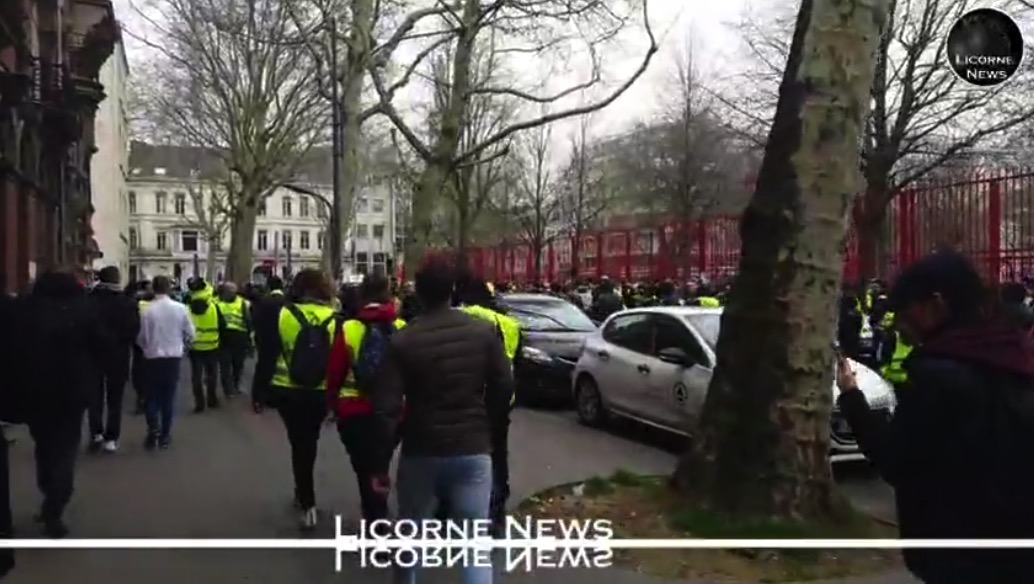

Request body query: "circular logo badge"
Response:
[946, 8, 1024, 87]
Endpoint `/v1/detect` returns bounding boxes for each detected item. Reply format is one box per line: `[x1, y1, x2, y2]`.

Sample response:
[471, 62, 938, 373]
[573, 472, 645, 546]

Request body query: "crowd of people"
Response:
[0, 250, 1034, 583]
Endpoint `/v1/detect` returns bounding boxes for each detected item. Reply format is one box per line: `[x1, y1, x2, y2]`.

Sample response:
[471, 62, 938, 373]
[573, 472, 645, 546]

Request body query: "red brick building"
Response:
[0, 0, 118, 293]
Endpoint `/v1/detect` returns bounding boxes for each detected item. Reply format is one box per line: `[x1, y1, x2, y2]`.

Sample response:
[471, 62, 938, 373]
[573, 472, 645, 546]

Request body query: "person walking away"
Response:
[87, 266, 140, 453]
[251, 276, 287, 413]
[130, 280, 155, 414]
[367, 260, 514, 584]
[137, 276, 195, 450]
[327, 274, 405, 527]
[454, 277, 521, 535]
[252, 269, 338, 530]
[15, 270, 110, 537]
[835, 250, 1034, 583]
[216, 282, 250, 398]
[186, 280, 226, 412]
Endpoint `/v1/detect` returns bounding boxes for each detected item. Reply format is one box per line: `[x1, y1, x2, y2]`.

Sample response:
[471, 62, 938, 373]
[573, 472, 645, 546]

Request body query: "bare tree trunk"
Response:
[205, 236, 219, 282]
[227, 200, 260, 282]
[672, 0, 889, 521]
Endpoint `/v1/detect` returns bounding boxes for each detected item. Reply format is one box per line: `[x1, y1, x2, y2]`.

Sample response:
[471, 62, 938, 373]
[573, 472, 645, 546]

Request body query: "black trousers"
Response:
[28, 407, 84, 522]
[219, 331, 248, 396]
[0, 424, 13, 577]
[273, 390, 326, 509]
[131, 346, 147, 408]
[189, 350, 219, 407]
[337, 415, 396, 521]
[88, 350, 130, 440]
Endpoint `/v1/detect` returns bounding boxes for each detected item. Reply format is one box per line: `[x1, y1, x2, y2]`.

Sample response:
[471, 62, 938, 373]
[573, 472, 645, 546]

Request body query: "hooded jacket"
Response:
[90, 282, 140, 354]
[326, 303, 400, 419]
[838, 320, 1034, 583]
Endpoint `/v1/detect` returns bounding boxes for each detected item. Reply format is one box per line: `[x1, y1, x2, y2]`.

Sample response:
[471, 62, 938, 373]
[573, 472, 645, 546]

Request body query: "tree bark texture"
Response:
[672, 0, 889, 521]
[226, 199, 259, 283]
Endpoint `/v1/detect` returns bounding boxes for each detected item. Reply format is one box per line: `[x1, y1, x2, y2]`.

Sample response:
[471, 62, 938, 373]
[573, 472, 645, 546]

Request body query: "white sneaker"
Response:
[102, 440, 118, 453]
[300, 507, 318, 530]
[88, 434, 103, 452]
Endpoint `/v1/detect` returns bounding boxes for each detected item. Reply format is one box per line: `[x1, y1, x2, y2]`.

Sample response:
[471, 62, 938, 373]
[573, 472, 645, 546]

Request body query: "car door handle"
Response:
[637, 364, 650, 374]
[596, 350, 609, 360]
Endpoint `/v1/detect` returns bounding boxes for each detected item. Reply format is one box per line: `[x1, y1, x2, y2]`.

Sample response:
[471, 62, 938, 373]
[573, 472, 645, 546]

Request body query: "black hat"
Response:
[888, 249, 985, 313]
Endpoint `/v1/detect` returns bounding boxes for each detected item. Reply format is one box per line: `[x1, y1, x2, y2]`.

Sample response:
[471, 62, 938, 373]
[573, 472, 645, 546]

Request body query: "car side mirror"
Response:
[658, 347, 692, 366]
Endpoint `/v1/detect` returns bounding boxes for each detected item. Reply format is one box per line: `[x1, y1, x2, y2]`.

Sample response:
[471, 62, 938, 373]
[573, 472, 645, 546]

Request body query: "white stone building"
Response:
[89, 39, 131, 278]
[126, 142, 401, 283]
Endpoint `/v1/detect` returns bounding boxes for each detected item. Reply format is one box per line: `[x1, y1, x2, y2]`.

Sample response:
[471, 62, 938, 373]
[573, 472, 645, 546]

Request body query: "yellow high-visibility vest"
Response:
[337, 318, 407, 400]
[190, 301, 220, 352]
[272, 303, 337, 390]
[698, 296, 720, 308]
[881, 332, 912, 385]
[138, 300, 151, 312]
[217, 297, 247, 332]
[460, 305, 520, 406]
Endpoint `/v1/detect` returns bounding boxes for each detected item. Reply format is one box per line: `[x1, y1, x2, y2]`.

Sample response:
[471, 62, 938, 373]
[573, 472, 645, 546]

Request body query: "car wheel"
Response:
[575, 376, 607, 427]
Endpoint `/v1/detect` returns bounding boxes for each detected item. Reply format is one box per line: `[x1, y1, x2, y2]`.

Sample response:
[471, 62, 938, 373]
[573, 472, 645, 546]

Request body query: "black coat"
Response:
[838, 322, 1034, 583]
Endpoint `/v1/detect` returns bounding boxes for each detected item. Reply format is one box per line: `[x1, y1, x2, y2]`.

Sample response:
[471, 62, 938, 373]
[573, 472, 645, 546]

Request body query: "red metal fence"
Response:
[461, 170, 1034, 284]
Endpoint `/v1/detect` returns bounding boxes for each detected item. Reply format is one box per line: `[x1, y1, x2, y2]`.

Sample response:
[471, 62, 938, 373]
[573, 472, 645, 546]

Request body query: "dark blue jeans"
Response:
[145, 358, 181, 440]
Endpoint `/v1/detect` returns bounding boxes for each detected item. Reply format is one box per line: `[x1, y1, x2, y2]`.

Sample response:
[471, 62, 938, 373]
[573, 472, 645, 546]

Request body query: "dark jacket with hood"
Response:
[838, 320, 1034, 583]
[11, 273, 112, 421]
[89, 282, 140, 361]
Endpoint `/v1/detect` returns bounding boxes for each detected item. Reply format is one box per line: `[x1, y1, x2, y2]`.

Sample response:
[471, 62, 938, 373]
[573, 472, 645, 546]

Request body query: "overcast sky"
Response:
[112, 0, 751, 145]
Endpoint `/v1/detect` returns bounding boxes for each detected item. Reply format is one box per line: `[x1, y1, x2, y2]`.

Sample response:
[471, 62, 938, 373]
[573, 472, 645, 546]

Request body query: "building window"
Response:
[372, 224, 385, 240]
[181, 230, 199, 252]
[356, 224, 368, 238]
[282, 230, 293, 250]
[156, 231, 168, 250]
[372, 198, 385, 213]
[174, 192, 186, 215]
[257, 229, 268, 251]
[258, 200, 267, 216]
[316, 203, 327, 219]
[209, 232, 222, 251]
[155, 191, 167, 214]
[129, 227, 138, 249]
[357, 197, 369, 213]
[298, 230, 309, 250]
[317, 230, 325, 250]
[282, 197, 292, 217]
[128, 191, 137, 214]
[300, 197, 310, 218]
[356, 252, 369, 274]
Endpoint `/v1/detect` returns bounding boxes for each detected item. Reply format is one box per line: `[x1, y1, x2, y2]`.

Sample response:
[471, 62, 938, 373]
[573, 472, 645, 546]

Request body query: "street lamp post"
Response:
[328, 16, 343, 283]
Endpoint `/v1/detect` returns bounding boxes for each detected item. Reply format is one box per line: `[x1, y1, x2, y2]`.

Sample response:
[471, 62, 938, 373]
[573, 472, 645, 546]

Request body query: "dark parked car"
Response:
[497, 293, 599, 404]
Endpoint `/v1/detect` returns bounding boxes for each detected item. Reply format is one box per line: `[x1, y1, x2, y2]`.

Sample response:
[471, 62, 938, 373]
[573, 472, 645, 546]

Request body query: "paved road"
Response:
[2, 361, 909, 584]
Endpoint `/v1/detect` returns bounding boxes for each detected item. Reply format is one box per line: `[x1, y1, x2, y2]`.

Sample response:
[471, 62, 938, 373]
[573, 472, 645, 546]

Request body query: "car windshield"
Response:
[683, 313, 721, 349]
[502, 298, 597, 332]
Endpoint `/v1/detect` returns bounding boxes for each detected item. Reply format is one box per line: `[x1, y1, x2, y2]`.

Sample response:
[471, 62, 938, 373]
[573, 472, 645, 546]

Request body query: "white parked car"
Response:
[571, 306, 897, 463]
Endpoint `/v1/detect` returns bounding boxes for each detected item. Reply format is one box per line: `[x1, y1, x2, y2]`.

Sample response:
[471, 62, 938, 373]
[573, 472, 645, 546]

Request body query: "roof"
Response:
[128, 141, 334, 184]
[618, 306, 723, 317]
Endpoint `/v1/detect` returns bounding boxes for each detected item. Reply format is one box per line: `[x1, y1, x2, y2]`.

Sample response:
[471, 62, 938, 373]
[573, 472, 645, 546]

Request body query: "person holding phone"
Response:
[834, 250, 1034, 584]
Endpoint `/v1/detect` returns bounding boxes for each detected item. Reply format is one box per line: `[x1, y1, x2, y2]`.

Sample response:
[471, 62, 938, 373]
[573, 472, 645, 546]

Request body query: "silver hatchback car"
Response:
[571, 306, 897, 463]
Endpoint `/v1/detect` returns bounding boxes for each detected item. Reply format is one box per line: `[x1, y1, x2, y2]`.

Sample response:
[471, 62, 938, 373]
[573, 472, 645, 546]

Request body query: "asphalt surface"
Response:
[2, 361, 912, 584]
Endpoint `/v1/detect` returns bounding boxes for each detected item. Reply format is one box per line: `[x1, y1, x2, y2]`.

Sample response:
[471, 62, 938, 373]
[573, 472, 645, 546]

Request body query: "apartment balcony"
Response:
[129, 247, 173, 258]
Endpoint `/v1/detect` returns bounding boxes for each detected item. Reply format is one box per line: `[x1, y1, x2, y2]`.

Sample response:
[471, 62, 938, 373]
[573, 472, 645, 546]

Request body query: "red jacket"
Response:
[326, 303, 400, 419]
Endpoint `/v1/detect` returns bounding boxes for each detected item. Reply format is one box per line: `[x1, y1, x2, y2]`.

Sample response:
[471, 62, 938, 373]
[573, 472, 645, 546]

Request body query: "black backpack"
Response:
[284, 303, 337, 388]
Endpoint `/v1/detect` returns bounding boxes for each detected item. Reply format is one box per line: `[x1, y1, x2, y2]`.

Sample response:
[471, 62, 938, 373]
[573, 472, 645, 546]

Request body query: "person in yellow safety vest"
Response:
[326, 274, 405, 525]
[216, 282, 251, 398]
[880, 311, 913, 388]
[185, 279, 226, 413]
[697, 296, 721, 308]
[251, 269, 339, 530]
[454, 277, 522, 535]
[131, 280, 155, 414]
